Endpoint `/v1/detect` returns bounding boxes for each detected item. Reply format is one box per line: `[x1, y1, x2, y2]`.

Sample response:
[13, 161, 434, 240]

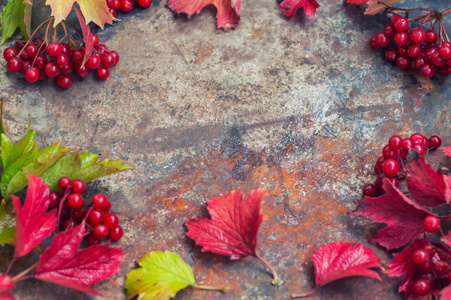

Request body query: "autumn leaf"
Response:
[280, 0, 320, 20]
[351, 178, 434, 250]
[125, 250, 225, 300]
[12, 175, 57, 258]
[0, 0, 29, 43]
[0, 293, 14, 300]
[0, 274, 14, 293]
[74, 7, 93, 67]
[0, 200, 15, 246]
[441, 285, 451, 300]
[346, 0, 402, 15]
[167, 0, 240, 31]
[34, 221, 123, 296]
[185, 189, 278, 284]
[441, 147, 451, 157]
[292, 242, 382, 298]
[406, 156, 447, 207]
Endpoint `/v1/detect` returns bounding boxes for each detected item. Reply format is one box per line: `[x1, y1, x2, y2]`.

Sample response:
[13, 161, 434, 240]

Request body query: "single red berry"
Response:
[49, 192, 60, 207]
[93, 224, 109, 239]
[383, 25, 395, 39]
[388, 135, 402, 150]
[385, 48, 397, 62]
[3, 47, 17, 61]
[24, 67, 39, 83]
[418, 260, 435, 272]
[431, 52, 445, 67]
[376, 156, 385, 167]
[97, 44, 109, 55]
[437, 67, 449, 77]
[86, 234, 102, 246]
[412, 249, 429, 265]
[18, 51, 30, 61]
[101, 54, 115, 68]
[96, 67, 110, 80]
[394, 17, 409, 32]
[382, 158, 399, 177]
[86, 54, 101, 69]
[67, 193, 85, 210]
[58, 177, 71, 189]
[87, 209, 105, 225]
[412, 57, 425, 71]
[362, 184, 378, 197]
[394, 32, 408, 46]
[107, 0, 121, 9]
[387, 177, 399, 188]
[59, 61, 73, 75]
[56, 74, 73, 89]
[422, 137, 430, 148]
[63, 219, 77, 230]
[20, 60, 32, 74]
[375, 32, 389, 48]
[92, 194, 111, 211]
[424, 48, 437, 64]
[47, 42, 62, 57]
[109, 8, 117, 18]
[412, 279, 430, 295]
[402, 138, 413, 149]
[374, 163, 382, 175]
[72, 179, 86, 193]
[410, 29, 426, 44]
[410, 133, 424, 145]
[121, 0, 134, 12]
[110, 50, 120, 65]
[6, 57, 22, 72]
[390, 15, 400, 27]
[44, 62, 60, 78]
[382, 145, 397, 159]
[425, 30, 438, 44]
[413, 144, 425, 155]
[407, 44, 421, 58]
[396, 56, 409, 69]
[60, 43, 73, 55]
[109, 226, 123, 241]
[423, 215, 440, 233]
[74, 64, 90, 76]
[25, 44, 38, 58]
[397, 45, 407, 56]
[434, 260, 449, 274]
[103, 213, 119, 229]
[55, 54, 70, 68]
[421, 64, 435, 78]
[34, 54, 47, 70]
[72, 49, 84, 64]
[14, 40, 26, 51]
[429, 136, 441, 149]
[439, 45, 451, 59]
[92, 34, 100, 45]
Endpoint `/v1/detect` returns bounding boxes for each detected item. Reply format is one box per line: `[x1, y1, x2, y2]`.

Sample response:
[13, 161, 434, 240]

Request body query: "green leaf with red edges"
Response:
[280, 0, 319, 20]
[74, 6, 93, 66]
[34, 222, 123, 296]
[346, 0, 402, 15]
[167, 0, 240, 31]
[0, 0, 29, 43]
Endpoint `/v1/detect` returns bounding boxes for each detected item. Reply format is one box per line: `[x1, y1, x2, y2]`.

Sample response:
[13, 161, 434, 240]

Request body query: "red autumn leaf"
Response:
[406, 156, 446, 207]
[280, 0, 320, 20]
[346, 0, 367, 4]
[0, 274, 14, 293]
[346, 0, 401, 15]
[167, 0, 240, 31]
[34, 222, 123, 296]
[442, 147, 451, 157]
[12, 175, 57, 258]
[351, 178, 434, 250]
[74, 7, 93, 67]
[0, 293, 14, 300]
[292, 242, 382, 297]
[441, 285, 451, 300]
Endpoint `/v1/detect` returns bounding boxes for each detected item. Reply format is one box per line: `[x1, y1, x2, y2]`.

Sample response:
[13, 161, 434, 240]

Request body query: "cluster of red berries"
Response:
[370, 15, 451, 78]
[3, 34, 119, 89]
[362, 133, 442, 197]
[410, 216, 448, 296]
[51, 177, 124, 246]
[106, 0, 152, 17]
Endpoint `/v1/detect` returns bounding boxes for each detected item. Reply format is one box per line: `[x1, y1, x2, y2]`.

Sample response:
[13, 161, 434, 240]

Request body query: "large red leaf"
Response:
[280, 0, 319, 19]
[0, 274, 14, 293]
[167, 0, 240, 31]
[12, 175, 57, 258]
[34, 222, 123, 296]
[185, 189, 264, 259]
[351, 178, 434, 250]
[406, 157, 446, 207]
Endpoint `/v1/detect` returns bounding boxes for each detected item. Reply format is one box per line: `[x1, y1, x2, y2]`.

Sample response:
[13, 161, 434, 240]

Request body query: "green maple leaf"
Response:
[125, 251, 225, 300]
[0, 0, 32, 44]
[0, 199, 15, 246]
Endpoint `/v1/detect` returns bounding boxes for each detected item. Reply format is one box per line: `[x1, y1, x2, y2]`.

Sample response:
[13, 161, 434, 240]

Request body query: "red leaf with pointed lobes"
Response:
[441, 147, 451, 157]
[346, 0, 402, 15]
[280, 0, 320, 20]
[12, 175, 57, 257]
[167, 0, 240, 31]
[34, 221, 123, 296]
[351, 178, 435, 250]
[0, 274, 14, 293]
[74, 7, 93, 67]
[292, 243, 382, 297]
[406, 156, 446, 207]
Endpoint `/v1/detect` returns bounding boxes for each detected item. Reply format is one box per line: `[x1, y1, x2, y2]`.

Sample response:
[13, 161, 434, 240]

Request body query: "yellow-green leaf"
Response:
[0, 0, 28, 43]
[44, 0, 75, 26]
[23, 0, 32, 37]
[0, 200, 15, 246]
[125, 251, 196, 300]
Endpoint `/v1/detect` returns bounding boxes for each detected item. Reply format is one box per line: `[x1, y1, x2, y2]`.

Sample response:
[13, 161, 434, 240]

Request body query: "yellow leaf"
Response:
[76, 0, 115, 29]
[45, 0, 75, 25]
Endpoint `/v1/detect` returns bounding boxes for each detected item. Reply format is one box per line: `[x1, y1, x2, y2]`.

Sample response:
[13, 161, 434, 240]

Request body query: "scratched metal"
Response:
[0, 0, 451, 299]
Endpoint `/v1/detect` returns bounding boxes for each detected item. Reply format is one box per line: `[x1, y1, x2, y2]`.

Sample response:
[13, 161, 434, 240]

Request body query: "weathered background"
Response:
[1, 0, 451, 299]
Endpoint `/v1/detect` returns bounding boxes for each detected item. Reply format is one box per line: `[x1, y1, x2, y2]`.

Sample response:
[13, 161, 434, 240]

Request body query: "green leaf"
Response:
[0, 199, 15, 246]
[1, 127, 36, 171]
[0, 0, 29, 44]
[39, 152, 132, 191]
[0, 101, 5, 142]
[125, 251, 196, 300]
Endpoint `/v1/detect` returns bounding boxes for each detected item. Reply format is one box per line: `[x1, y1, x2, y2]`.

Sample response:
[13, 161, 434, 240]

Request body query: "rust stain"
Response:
[194, 45, 213, 65]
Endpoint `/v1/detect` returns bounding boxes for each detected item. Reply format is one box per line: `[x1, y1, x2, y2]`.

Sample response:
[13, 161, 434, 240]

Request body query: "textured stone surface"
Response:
[0, 0, 451, 299]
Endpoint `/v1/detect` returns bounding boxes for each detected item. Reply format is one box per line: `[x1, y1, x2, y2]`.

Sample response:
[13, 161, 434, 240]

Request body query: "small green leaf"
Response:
[0, 101, 5, 142]
[0, 199, 15, 246]
[0, 0, 29, 44]
[1, 127, 36, 171]
[125, 251, 196, 300]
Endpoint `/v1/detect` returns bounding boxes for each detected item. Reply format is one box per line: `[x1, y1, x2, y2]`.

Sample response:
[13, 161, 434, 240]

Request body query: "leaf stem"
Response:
[11, 262, 37, 282]
[5, 257, 16, 275]
[256, 253, 278, 285]
[291, 288, 317, 298]
[193, 284, 229, 292]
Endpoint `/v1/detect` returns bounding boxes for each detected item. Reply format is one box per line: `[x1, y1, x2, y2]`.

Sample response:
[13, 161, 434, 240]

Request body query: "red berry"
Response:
[96, 67, 110, 80]
[92, 34, 99, 45]
[410, 29, 426, 44]
[34, 54, 47, 70]
[388, 135, 402, 150]
[410, 133, 424, 145]
[413, 144, 425, 155]
[387, 177, 399, 188]
[107, 0, 121, 9]
[110, 50, 120, 65]
[86, 54, 101, 69]
[434, 260, 449, 274]
[375, 32, 389, 48]
[103, 213, 119, 229]
[93, 224, 109, 239]
[412, 249, 429, 264]
[432, 52, 445, 67]
[418, 260, 435, 272]
[72, 49, 84, 64]
[60, 43, 73, 55]
[25, 44, 38, 58]
[421, 64, 435, 78]
[56, 74, 73, 89]
[47, 42, 62, 57]
[423, 216, 440, 233]
[394, 17, 409, 32]
[86, 234, 102, 246]
[14, 40, 26, 51]
[412, 279, 430, 295]
[385, 48, 397, 62]
[74, 64, 90, 76]
[394, 32, 408, 46]
[55, 54, 70, 68]
[3, 47, 17, 61]
[58, 177, 71, 189]
[72, 179, 86, 193]
[71, 208, 85, 220]
[390, 15, 400, 27]
[97, 44, 109, 55]
[396, 56, 409, 69]
[382, 145, 397, 159]
[424, 48, 437, 64]
[24, 67, 39, 83]
[109, 8, 117, 18]
[6, 57, 22, 72]
[67, 193, 85, 210]
[362, 184, 378, 197]
[429, 136, 441, 149]
[49, 192, 60, 207]
[87, 209, 105, 225]
[121, 0, 134, 12]
[20, 60, 31, 74]
[383, 25, 395, 38]
[439, 45, 451, 59]
[101, 54, 115, 68]
[63, 219, 77, 230]
[92, 194, 111, 211]
[382, 158, 399, 177]
[109, 226, 123, 241]
[44, 62, 60, 78]
[425, 30, 438, 44]
[412, 57, 425, 71]
[407, 44, 421, 58]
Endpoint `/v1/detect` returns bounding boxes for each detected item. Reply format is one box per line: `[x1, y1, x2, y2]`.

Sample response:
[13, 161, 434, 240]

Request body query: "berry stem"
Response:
[11, 262, 37, 282]
[291, 288, 317, 298]
[193, 284, 229, 292]
[256, 253, 279, 285]
[5, 257, 16, 276]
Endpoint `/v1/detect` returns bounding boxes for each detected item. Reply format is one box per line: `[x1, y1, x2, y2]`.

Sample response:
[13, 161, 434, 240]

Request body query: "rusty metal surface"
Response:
[1, 0, 451, 299]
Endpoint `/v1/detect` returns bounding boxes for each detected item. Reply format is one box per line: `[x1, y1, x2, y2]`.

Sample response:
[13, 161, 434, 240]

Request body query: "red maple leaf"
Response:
[351, 178, 434, 250]
[185, 189, 278, 284]
[0, 274, 14, 293]
[292, 242, 382, 297]
[12, 175, 57, 258]
[280, 0, 320, 20]
[34, 222, 123, 296]
[167, 0, 240, 31]
[406, 156, 446, 207]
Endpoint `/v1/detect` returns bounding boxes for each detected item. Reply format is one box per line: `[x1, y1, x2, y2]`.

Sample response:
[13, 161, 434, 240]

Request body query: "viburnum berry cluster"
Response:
[106, 0, 152, 17]
[371, 7, 451, 78]
[362, 133, 441, 197]
[51, 177, 124, 245]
